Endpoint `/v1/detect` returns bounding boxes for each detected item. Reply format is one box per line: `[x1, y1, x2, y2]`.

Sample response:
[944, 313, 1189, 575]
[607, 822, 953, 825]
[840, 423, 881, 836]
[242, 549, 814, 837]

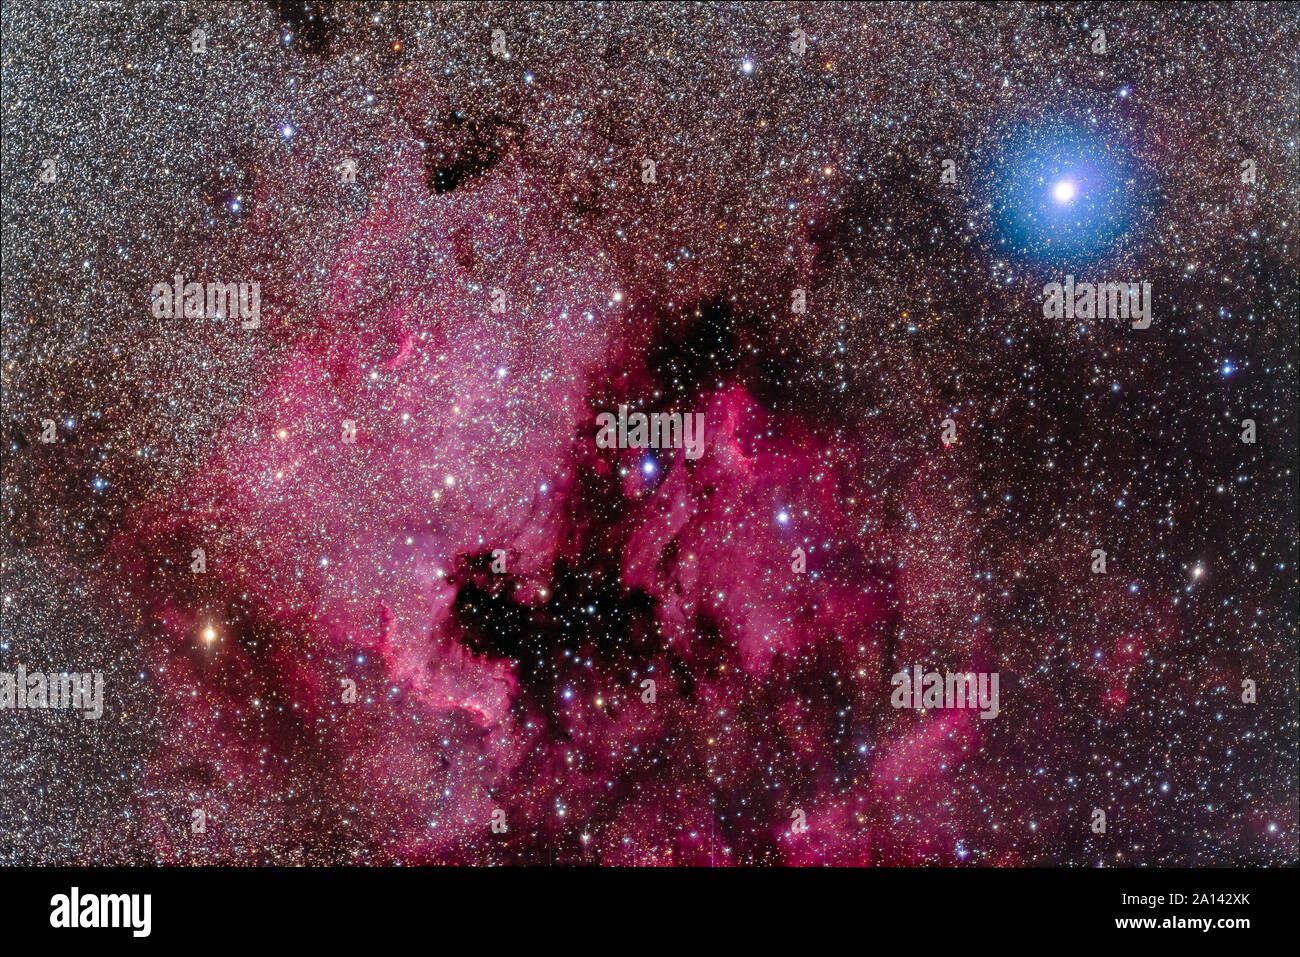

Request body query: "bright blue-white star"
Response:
[1052, 178, 1078, 203]
[981, 123, 1147, 262]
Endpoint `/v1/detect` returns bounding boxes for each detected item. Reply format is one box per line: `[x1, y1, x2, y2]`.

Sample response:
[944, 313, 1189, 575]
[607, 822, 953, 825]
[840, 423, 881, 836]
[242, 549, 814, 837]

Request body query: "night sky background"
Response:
[2, 2, 1296, 866]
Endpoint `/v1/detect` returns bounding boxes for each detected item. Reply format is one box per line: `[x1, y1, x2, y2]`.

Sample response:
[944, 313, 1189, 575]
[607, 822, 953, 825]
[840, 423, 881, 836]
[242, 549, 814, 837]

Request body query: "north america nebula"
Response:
[2, 1, 1297, 867]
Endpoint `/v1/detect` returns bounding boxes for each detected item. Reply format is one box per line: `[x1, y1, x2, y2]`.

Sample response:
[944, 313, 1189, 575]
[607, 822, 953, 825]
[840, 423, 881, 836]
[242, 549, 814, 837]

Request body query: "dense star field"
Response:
[1, 2, 1296, 866]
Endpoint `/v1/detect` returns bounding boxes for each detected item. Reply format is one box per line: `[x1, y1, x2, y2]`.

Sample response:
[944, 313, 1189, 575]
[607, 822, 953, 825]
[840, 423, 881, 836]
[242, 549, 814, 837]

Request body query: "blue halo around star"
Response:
[980, 123, 1149, 263]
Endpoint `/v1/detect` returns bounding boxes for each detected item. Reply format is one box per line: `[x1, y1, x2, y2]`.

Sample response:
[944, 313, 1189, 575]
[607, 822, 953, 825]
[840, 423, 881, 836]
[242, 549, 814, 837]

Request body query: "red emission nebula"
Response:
[1, 2, 1296, 868]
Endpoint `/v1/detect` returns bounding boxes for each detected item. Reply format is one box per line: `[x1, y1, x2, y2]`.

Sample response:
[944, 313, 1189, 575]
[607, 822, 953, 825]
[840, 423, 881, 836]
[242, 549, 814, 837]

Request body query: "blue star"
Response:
[978, 122, 1149, 263]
